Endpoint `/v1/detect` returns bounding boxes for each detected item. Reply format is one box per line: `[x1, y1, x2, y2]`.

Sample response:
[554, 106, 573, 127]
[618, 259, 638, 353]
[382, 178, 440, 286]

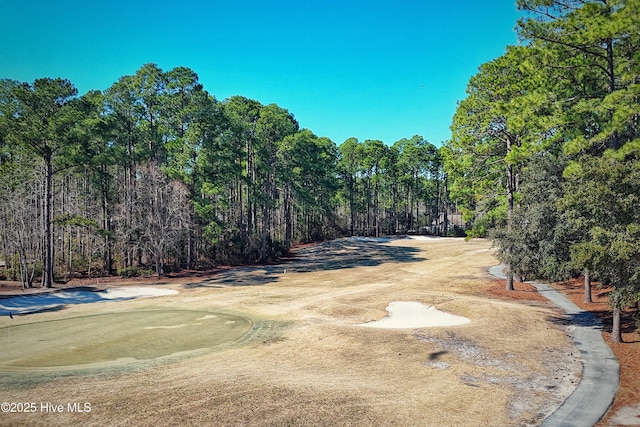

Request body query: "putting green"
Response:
[0, 310, 252, 371]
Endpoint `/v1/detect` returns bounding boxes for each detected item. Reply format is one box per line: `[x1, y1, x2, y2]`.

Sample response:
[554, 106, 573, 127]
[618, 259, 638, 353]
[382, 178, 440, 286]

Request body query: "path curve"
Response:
[489, 265, 619, 427]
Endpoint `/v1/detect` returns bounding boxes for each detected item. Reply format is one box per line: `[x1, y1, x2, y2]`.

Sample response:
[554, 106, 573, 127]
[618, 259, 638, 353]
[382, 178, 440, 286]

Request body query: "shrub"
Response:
[117, 266, 141, 278]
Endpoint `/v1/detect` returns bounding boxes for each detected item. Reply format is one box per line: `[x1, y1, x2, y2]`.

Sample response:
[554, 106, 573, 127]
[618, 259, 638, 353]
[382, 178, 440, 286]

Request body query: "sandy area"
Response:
[359, 301, 470, 328]
[0, 237, 581, 426]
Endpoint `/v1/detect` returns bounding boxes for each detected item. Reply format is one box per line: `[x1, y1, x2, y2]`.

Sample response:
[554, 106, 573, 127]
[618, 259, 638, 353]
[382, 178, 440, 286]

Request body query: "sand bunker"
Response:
[360, 301, 470, 329]
[0, 287, 178, 315]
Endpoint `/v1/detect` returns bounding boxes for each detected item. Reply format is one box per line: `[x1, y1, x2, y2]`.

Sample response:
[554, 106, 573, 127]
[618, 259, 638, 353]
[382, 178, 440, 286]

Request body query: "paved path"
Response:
[488, 265, 619, 427]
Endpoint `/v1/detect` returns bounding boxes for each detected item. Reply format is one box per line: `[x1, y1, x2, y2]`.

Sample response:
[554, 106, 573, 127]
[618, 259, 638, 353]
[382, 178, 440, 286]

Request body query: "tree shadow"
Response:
[598, 309, 638, 336]
[184, 267, 283, 288]
[549, 311, 603, 329]
[428, 350, 449, 360]
[0, 287, 163, 316]
[184, 237, 426, 289]
[549, 309, 638, 335]
[2, 305, 67, 317]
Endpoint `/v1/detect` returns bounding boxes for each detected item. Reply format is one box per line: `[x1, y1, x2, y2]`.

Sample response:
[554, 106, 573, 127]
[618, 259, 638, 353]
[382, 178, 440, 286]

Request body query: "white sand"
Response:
[406, 236, 456, 240]
[1, 287, 178, 315]
[360, 301, 470, 329]
[96, 287, 177, 299]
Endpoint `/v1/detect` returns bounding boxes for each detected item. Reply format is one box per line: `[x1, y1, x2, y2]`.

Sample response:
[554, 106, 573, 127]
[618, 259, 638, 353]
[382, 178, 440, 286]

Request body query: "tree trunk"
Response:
[100, 178, 113, 275]
[42, 158, 54, 288]
[155, 251, 163, 277]
[415, 196, 419, 233]
[443, 201, 449, 236]
[246, 140, 253, 235]
[611, 305, 622, 343]
[506, 272, 514, 291]
[260, 170, 271, 264]
[366, 179, 371, 236]
[349, 177, 355, 236]
[584, 272, 593, 303]
[284, 186, 293, 247]
[505, 137, 515, 291]
[19, 243, 32, 289]
[374, 181, 379, 237]
[186, 229, 193, 270]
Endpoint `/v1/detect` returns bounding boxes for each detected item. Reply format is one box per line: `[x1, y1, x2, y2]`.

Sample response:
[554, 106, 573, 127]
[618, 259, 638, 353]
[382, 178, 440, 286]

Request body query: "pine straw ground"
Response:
[0, 237, 636, 426]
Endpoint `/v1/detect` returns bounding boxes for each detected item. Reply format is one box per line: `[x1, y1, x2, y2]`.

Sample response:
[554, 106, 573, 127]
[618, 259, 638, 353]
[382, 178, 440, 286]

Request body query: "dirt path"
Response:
[0, 237, 581, 426]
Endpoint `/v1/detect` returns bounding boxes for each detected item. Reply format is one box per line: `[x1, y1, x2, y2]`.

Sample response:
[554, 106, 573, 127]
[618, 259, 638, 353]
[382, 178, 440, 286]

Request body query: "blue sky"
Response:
[1, 1, 521, 146]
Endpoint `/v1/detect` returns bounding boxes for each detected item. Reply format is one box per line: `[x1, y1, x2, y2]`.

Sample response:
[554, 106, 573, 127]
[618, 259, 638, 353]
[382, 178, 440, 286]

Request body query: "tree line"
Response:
[0, 65, 456, 288]
[444, 0, 640, 342]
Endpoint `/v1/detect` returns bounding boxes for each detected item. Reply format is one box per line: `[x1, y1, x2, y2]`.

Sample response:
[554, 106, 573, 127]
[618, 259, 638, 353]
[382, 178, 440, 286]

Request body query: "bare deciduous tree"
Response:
[135, 161, 190, 276]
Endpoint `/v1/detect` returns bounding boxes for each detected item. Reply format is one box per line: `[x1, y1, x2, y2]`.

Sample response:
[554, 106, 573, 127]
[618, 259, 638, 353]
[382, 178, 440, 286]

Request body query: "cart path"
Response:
[489, 265, 619, 427]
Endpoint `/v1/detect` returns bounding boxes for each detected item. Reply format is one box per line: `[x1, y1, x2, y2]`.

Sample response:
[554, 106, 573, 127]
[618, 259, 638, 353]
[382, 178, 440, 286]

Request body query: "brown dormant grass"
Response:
[0, 237, 580, 426]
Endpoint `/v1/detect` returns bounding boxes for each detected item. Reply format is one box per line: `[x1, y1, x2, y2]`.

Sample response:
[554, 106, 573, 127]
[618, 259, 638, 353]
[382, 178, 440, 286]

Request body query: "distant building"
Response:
[431, 210, 465, 236]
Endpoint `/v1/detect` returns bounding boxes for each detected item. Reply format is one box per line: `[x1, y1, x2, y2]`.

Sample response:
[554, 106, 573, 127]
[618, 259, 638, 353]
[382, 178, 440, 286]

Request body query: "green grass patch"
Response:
[0, 310, 252, 370]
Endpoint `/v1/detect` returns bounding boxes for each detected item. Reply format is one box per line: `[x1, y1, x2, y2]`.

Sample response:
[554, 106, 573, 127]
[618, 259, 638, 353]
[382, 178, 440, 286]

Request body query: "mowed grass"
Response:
[0, 310, 251, 369]
[0, 238, 581, 426]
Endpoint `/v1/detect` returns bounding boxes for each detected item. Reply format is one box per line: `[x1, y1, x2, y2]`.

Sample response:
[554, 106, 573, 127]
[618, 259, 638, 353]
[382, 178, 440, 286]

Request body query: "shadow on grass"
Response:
[428, 350, 449, 360]
[184, 237, 426, 289]
[0, 291, 118, 316]
[0, 287, 176, 316]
